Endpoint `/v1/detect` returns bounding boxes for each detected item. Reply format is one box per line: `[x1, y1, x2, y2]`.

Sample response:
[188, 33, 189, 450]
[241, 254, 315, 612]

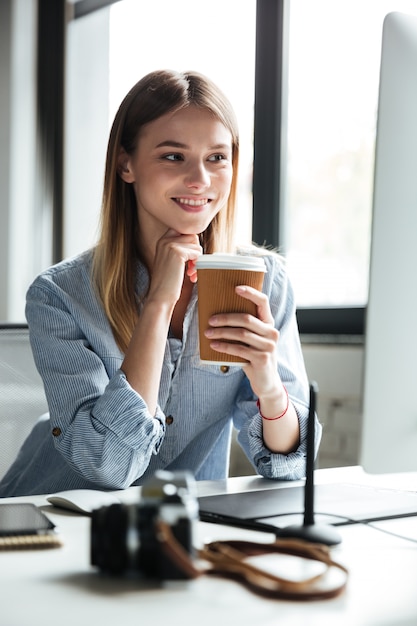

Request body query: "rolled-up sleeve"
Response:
[26, 265, 165, 489]
[233, 253, 322, 480]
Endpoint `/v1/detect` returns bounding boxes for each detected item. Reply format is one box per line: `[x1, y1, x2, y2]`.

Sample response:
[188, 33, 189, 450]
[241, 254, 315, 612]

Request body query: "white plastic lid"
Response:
[196, 254, 266, 271]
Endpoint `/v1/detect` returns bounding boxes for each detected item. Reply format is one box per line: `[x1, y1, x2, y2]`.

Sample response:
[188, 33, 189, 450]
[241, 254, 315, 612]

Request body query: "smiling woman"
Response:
[93, 71, 241, 353]
[62, 0, 256, 267]
[0, 69, 320, 498]
[118, 107, 233, 250]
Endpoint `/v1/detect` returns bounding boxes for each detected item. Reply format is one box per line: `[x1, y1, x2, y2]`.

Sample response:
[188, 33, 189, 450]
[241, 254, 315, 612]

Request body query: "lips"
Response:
[173, 197, 213, 213]
[174, 197, 211, 207]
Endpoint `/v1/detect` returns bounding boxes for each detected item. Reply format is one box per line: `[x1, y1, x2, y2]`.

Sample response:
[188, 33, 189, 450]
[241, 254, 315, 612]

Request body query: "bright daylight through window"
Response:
[96, 0, 417, 313]
[285, 0, 417, 308]
[109, 0, 256, 248]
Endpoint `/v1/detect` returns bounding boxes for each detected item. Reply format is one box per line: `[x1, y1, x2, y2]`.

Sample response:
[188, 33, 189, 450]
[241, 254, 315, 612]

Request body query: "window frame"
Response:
[39, 0, 365, 337]
[252, 0, 365, 338]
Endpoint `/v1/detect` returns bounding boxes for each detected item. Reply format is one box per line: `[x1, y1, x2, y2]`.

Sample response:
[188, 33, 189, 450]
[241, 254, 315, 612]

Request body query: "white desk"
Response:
[1, 467, 416, 626]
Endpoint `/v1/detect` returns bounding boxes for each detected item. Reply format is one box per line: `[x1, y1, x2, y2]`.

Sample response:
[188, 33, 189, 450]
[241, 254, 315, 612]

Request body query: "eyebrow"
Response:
[155, 140, 231, 151]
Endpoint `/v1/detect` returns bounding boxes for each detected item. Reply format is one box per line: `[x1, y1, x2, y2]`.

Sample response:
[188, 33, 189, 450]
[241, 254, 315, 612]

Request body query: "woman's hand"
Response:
[122, 229, 201, 416]
[204, 285, 281, 398]
[147, 229, 202, 306]
[204, 285, 300, 454]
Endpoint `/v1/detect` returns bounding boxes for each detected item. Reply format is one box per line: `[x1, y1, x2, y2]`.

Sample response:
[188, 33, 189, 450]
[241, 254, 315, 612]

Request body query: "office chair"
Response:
[0, 324, 48, 479]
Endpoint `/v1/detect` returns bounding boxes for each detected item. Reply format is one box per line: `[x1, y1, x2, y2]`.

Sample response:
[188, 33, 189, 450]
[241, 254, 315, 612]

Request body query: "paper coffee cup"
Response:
[196, 254, 266, 365]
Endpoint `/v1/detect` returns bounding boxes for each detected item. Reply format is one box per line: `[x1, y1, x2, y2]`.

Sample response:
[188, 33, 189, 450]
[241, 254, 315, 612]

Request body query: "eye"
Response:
[163, 153, 184, 161]
[208, 154, 228, 162]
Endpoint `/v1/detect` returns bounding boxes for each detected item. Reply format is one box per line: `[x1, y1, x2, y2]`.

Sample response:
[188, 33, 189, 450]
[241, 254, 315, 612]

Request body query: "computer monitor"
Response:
[360, 11, 417, 473]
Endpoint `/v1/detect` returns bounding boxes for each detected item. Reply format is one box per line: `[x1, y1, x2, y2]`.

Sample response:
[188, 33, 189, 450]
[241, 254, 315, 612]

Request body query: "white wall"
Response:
[303, 341, 363, 468]
[0, 2, 110, 320]
[0, 0, 13, 320]
[64, 8, 110, 259]
[0, 0, 42, 322]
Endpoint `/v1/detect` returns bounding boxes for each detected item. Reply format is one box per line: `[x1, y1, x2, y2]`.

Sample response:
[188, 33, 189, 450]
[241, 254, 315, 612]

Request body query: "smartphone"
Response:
[0, 502, 61, 549]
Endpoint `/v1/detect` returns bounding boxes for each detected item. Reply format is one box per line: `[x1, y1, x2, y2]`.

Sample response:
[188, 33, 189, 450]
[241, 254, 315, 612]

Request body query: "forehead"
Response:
[139, 106, 233, 148]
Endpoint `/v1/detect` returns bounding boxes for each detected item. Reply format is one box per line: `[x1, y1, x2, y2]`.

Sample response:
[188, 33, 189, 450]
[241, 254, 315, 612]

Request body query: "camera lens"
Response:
[90, 471, 197, 579]
[91, 504, 130, 574]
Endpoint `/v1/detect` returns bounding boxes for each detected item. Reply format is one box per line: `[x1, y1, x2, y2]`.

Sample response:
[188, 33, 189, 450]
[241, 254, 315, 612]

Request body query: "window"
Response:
[285, 0, 417, 312]
[64, 0, 256, 260]
[9, 0, 415, 333]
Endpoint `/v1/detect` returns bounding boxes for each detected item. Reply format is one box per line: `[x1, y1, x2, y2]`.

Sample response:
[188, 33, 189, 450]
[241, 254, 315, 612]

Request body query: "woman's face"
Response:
[119, 106, 233, 243]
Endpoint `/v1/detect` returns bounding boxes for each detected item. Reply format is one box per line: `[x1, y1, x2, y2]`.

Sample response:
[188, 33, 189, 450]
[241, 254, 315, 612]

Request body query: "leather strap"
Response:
[156, 520, 348, 600]
[199, 538, 348, 600]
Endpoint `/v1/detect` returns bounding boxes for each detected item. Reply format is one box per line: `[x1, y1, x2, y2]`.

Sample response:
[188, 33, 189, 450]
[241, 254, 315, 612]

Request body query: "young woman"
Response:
[0, 70, 321, 497]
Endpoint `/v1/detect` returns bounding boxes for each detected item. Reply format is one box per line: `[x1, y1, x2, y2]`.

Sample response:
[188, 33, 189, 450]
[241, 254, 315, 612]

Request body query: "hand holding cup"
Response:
[196, 254, 266, 364]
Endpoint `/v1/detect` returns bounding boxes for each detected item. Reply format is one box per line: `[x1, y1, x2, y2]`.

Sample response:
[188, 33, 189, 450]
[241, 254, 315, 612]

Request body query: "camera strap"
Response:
[156, 520, 348, 601]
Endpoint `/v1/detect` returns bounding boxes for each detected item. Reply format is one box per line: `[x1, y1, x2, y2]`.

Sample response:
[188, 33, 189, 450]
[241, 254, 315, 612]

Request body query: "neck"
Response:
[170, 274, 194, 340]
[137, 232, 158, 272]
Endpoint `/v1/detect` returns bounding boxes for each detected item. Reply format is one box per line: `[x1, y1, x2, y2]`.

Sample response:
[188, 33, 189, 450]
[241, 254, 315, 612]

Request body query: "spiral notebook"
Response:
[0, 502, 62, 550]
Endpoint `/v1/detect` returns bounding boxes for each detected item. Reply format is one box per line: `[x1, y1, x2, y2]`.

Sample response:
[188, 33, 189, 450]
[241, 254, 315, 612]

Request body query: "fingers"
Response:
[155, 231, 202, 271]
[148, 232, 202, 303]
[235, 285, 274, 324]
[207, 284, 274, 337]
[158, 231, 201, 283]
[207, 312, 277, 339]
[206, 311, 280, 398]
[186, 259, 198, 283]
[159, 230, 202, 259]
[206, 321, 279, 355]
[204, 283, 279, 367]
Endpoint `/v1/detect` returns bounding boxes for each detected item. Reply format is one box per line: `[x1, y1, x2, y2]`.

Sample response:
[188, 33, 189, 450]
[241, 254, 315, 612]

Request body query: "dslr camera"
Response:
[91, 470, 198, 579]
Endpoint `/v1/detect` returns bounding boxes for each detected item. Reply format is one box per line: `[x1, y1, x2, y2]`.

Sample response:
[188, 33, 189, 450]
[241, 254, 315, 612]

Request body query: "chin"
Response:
[178, 219, 213, 236]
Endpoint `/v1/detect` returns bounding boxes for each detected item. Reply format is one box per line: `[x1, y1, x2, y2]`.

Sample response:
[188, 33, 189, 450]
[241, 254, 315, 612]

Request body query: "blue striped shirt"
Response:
[0, 248, 321, 497]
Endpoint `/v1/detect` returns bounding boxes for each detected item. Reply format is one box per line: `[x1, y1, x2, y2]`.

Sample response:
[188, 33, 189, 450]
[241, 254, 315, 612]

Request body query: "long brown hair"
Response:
[92, 70, 240, 352]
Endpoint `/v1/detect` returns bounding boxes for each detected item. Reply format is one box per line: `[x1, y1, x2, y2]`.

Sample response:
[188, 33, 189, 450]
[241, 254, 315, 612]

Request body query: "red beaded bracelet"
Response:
[256, 387, 289, 421]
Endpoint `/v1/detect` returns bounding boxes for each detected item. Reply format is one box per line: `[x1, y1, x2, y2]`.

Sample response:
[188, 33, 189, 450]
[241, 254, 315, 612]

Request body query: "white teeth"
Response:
[176, 197, 208, 206]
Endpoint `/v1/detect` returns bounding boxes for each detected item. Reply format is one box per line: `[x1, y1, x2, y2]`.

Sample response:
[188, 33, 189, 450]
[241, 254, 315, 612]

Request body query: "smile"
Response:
[174, 197, 211, 207]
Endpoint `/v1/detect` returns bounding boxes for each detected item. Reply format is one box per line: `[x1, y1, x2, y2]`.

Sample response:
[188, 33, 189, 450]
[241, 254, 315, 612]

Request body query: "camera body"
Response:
[91, 470, 198, 579]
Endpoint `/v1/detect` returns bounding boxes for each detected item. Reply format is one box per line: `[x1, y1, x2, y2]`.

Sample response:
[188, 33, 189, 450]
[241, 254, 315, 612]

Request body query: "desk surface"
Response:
[1, 466, 416, 626]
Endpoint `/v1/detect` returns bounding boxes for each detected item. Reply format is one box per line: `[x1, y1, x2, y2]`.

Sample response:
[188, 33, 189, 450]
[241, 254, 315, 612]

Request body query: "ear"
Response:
[117, 149, 135, 183]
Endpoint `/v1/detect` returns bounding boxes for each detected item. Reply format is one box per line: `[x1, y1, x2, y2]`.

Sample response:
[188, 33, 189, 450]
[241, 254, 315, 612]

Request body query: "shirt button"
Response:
[220, 365, 230, 374]
[51, 427, 62, 437]
[166, 415, 174, 425]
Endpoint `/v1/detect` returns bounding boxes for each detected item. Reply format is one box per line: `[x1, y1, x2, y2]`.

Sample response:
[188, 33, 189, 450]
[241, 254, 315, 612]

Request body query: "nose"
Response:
[184, 160, 210, 189]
